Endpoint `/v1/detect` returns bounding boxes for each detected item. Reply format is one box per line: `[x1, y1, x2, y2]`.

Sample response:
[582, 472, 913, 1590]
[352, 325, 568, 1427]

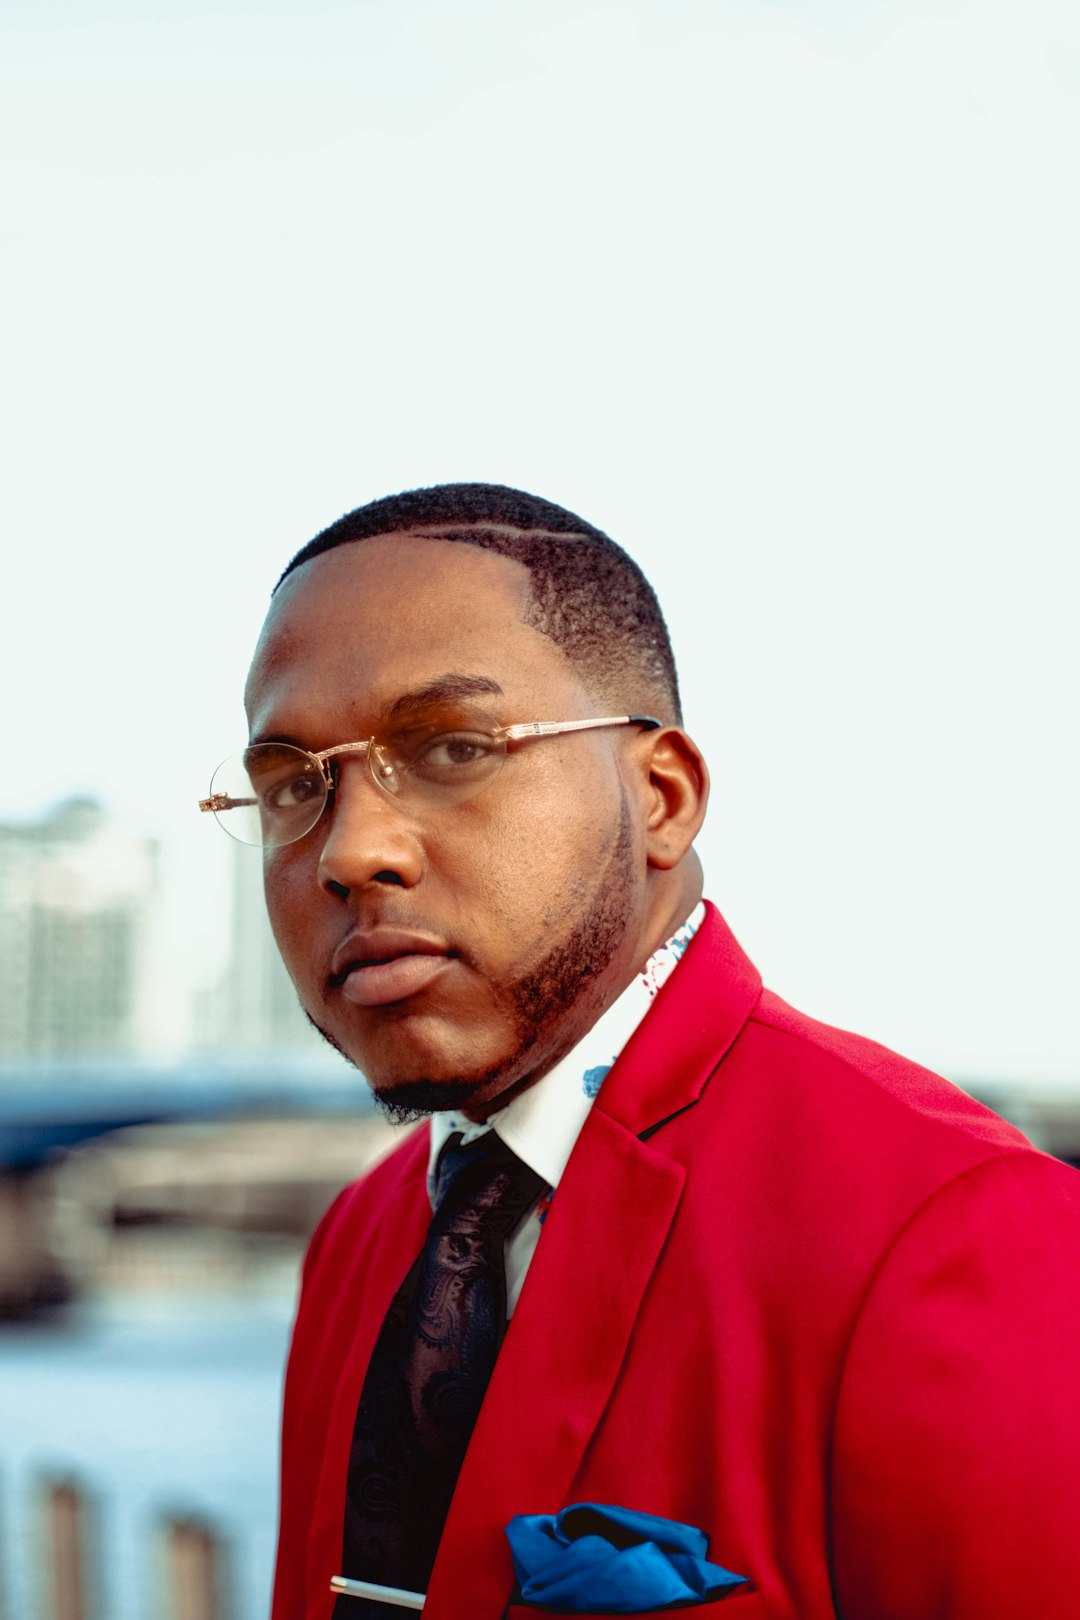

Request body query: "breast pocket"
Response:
[506, 1591, 767, 1619]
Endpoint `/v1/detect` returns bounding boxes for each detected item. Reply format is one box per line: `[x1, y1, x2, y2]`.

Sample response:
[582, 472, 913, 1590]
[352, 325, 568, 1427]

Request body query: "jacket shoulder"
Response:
[644, 966, 1042, 1276]
[746, 986, 1029, 1156]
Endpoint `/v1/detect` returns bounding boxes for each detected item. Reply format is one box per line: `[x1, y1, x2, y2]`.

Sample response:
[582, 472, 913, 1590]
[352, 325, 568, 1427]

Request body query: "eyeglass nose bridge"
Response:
[312, 738, 400, 795]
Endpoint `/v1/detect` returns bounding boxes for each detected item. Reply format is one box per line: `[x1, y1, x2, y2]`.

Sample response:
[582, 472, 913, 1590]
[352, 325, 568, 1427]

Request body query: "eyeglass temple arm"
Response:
[501, 715, 662, 742]
[199, 793, 257, 812]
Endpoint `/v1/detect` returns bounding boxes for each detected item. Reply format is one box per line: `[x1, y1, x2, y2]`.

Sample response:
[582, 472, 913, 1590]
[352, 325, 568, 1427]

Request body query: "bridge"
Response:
[1, 1059, 1075, 1318]
[0, 1056, 376, 1169]
[0, 1057, 384, 1317]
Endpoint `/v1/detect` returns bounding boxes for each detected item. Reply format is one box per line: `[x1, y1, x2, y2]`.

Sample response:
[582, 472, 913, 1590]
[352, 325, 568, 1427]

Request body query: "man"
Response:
[204, 483, 1080, 1619]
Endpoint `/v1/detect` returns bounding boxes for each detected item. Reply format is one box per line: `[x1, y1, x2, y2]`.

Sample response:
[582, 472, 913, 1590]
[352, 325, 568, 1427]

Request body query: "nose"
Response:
[316, 756, 425, 897]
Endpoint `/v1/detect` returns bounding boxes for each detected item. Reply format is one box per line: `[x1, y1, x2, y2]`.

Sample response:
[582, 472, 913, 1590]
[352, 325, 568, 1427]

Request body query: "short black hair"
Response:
[276, 482, 682, 722]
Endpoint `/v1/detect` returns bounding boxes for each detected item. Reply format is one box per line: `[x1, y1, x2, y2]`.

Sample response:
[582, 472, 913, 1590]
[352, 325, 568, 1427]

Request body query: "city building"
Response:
[0, 799, 159, 1059]
[193, 836, 328, 1058]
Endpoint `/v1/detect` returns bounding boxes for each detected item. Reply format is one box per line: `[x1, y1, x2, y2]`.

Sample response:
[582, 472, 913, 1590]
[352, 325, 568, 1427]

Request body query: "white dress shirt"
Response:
[427, 902, 705, 1314]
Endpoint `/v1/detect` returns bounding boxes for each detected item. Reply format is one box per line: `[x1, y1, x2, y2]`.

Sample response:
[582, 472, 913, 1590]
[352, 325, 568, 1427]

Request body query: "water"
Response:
[0, 1286, 296, 1620]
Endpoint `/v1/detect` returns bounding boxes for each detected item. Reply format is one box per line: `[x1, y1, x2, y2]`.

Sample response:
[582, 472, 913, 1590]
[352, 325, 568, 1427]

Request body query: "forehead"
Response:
[245, 533, 586, 737]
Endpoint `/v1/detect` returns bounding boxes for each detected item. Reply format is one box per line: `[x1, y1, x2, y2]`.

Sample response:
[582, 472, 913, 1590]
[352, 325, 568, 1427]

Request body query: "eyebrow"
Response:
[387, 673, 504, 718]
[249, 673, 506, 747]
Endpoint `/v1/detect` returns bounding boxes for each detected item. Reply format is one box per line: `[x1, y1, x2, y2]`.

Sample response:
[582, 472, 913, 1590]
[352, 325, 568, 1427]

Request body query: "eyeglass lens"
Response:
[207, 708, 510, 846]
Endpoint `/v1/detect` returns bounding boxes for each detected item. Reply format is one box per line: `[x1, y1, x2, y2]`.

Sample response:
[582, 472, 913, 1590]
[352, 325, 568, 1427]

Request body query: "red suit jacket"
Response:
[272, 905, 1080, 1620]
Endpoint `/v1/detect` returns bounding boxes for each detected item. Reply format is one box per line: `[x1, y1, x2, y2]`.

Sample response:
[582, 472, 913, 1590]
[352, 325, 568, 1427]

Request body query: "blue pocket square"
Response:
[506, 1502, 748, 1612]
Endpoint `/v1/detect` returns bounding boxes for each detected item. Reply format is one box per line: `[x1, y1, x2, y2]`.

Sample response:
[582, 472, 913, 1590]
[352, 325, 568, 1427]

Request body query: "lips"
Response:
[329, 929, 454, 1009]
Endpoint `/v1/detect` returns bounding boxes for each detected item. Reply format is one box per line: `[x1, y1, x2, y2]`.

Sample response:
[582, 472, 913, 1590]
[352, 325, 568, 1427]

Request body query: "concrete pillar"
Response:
[42, 1478, 92, 1620]
[164, 1516, 226, 1620]
[0, 1171, 71, 1319]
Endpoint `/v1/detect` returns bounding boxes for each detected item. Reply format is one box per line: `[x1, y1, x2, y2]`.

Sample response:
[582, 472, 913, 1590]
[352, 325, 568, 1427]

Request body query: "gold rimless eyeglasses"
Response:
[199, 710, 661, 847]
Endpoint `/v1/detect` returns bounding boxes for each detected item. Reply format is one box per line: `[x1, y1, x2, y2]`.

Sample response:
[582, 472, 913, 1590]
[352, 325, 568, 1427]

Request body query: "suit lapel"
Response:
[597, 902, 762, 1139]
[415, 907, 761, 1620]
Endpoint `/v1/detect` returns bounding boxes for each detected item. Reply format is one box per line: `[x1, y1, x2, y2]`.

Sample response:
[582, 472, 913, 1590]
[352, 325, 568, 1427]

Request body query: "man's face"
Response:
[244, 534, 657, 1119]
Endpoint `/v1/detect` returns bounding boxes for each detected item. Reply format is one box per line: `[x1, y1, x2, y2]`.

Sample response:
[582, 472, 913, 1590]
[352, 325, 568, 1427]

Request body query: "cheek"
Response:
[261, 850, 318, 968]
[463, 767, 621, 927]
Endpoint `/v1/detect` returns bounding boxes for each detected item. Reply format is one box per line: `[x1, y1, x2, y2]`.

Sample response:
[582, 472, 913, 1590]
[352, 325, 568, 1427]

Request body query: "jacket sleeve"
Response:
[830, 1148, 1080, 1618]
[270, 1185, 356, 1620]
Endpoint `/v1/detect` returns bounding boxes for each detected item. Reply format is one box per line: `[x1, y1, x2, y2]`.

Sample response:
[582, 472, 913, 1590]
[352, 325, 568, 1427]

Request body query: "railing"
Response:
[16, 1478, 230, 1620]
[165, 1515, 228, 1620]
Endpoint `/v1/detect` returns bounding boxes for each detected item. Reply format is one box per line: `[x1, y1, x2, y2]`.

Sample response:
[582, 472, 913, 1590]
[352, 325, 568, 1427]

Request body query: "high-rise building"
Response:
[0, 799, 159, 1058]
[193, 836, 327, 1057]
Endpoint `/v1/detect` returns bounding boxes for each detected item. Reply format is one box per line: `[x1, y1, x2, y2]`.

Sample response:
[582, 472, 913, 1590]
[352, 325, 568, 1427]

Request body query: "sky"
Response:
[2, 0, 1077, 1088]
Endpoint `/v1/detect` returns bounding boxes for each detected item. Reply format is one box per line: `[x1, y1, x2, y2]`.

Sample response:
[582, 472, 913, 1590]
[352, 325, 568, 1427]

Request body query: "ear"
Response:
[637, 727, 710, 871]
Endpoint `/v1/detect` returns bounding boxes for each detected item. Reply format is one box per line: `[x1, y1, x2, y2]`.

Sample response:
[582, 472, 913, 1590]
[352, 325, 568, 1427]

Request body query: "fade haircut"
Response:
[275, 483, 682, 722]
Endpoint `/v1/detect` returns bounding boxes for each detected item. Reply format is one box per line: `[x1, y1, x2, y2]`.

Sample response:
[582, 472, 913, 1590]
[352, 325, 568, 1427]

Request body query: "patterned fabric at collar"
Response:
[427, 903, 705, 1206]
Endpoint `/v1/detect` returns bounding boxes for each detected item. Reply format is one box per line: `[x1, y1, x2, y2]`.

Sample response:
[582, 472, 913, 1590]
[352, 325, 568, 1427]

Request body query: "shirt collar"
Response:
[427, 903, 705, 1205]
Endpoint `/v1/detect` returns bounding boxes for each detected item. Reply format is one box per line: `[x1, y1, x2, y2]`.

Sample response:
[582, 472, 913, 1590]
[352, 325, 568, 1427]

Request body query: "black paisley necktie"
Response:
[334, 1130, 546, 1614]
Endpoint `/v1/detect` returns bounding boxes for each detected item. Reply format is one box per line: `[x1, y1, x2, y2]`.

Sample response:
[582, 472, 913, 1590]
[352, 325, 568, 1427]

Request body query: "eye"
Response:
[409, 730, 501, 776]
[262, 771, 324, 810]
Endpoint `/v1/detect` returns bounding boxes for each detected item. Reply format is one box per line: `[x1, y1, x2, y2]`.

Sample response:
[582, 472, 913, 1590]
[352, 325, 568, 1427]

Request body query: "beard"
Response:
[306, 792, 638, 1125]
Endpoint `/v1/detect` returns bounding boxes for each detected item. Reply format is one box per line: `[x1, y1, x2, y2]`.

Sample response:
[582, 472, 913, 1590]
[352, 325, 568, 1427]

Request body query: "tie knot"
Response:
[433, 1130, 546, 1238]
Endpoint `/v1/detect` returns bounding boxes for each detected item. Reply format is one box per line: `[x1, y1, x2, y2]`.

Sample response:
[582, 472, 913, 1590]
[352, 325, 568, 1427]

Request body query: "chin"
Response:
[368, 1074, 493, 1126]
[304, 1004, 533, 1121]
[364, 1023, 545, 1123]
